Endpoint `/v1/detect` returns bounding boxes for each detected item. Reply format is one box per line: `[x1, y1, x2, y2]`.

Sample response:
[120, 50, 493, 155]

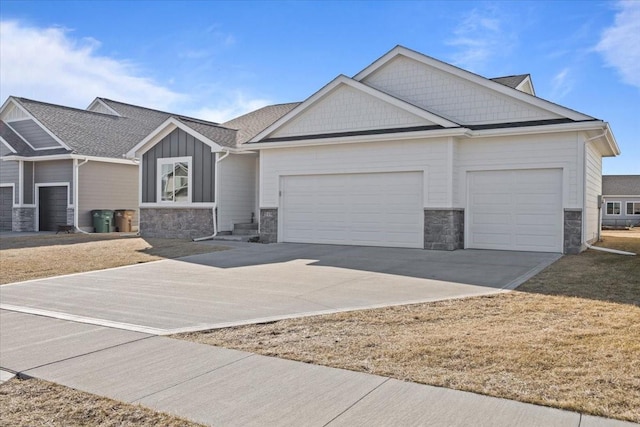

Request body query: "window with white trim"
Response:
[157, 157, 191, 203]
[606, 201, 621, 215]
[626, 202, 640, 216]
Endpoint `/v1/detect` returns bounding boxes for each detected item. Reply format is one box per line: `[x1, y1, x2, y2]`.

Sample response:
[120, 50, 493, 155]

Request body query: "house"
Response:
[247, 46, 619, 254]
[0, 97, 224, 233]
[601, 175, 640, 228]
[125, 103, 298, 238]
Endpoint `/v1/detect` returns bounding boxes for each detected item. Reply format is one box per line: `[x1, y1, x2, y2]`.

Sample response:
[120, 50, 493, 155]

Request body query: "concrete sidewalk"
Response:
[1, 310, 635, 427]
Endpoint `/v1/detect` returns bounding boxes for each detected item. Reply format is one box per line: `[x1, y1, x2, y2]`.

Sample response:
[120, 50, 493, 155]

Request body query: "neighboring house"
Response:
[125, 103, 298, 238]
[0, 97, 221, 232]
[601, 175, 640, 228]
[247, 46, 619, 254]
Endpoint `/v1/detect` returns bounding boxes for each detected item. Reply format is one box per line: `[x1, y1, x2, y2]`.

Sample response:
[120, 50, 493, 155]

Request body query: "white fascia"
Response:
[249, 127, 469, 150]
[1, 153, 138, 165]
[0, 136, 17, 153]
[353, 46, 593, 121]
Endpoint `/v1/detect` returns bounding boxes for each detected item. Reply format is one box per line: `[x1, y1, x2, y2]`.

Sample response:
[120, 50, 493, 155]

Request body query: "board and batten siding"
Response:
[78, 161, 139, 229]
[217, 154, 257, 231]
[456, 132, 580, 208]
[0, 158, 19, 204]
[34, 160, 73, 203]
[260, 138, 450, 209]
[142, 128, 215, 203]
[584, 140, 602, 243]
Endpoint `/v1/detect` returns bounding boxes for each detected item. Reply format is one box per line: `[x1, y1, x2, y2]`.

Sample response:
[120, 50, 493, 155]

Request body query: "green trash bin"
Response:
[114, 209, 135, 232]
[91, 209, 114, 233]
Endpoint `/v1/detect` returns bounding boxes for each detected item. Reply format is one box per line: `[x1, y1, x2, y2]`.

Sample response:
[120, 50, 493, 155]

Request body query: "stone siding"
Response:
[66, 208, 74, 227]
[564, 209, 583, 254]
[12, 207, 35, 232]
[424, 209, 464, 251]
[259, 208, 278, 243]
[140, 208, 214, 239]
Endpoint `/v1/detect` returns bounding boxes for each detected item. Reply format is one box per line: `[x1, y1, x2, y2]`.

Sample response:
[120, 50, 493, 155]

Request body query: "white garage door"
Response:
[281, 172, 423, 248]
[467, 169, 562, 253]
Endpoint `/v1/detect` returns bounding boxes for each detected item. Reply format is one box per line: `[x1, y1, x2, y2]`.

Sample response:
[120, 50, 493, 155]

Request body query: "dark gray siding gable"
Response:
[8, 119, 61, 149]
[142, 128, 215, 203]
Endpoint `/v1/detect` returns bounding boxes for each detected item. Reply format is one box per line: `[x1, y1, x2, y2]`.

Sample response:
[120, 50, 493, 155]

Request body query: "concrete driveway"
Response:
[0, 242, 560, 334]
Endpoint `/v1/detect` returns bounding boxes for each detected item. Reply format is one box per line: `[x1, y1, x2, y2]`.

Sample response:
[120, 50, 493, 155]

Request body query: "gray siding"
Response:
[0, 160, 19, 204]
[23, 162, 34, 204]
[0, 143, 13, 156]
[602, 196, 640, 227]
[34, 160, 73, 203]
[142, 128, 215, 203]
[8, 119, 61, 149]
[78, 161, 139, 229]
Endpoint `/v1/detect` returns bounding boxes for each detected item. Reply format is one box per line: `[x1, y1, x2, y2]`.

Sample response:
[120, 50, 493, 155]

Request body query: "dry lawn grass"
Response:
[0, 377, 203, 427]
[177, 235, 640, 423]
[0, 233, 228, 285]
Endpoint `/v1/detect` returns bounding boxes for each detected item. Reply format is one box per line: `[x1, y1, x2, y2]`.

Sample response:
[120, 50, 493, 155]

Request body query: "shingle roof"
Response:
[490, 74, 529, 89]
[176, 117, 237, 148]
[12, 97, 174, 158]
[222, 103, 300, 144]
[602, 175, 640, 195]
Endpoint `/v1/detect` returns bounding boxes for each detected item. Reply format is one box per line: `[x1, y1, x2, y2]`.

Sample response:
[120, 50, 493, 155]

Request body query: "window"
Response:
[627, 202, 640, 216]
[606, 201, 621, 215]
[157, 157, 191, 203]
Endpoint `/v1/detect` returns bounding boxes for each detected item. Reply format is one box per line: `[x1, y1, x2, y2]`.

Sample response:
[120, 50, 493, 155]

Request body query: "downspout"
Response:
[73, 158, 91, 234]
[193, 149, 230, 242]
[585, 242, 635, 256]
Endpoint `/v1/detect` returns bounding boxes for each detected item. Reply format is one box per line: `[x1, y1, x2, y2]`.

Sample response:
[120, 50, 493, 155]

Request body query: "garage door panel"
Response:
[468, 169, 562, 253]
[282, 172, 423, 248]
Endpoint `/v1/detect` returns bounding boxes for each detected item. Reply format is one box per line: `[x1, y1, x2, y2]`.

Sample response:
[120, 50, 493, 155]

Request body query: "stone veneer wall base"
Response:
[12, 207, 36, 232]
[564, 209, 583, 254]
[259, 208, 278, 243]
[140, 208, 214, 239]
[424, 209, 464, 251]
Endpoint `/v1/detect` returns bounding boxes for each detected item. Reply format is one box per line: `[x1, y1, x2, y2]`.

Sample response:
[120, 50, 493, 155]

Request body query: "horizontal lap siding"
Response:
[456, 133, 579, 208]
[217, 154, 257, 232]
[34, 160, 73, 202]
[0, 159, 19, 204]
[260, 138, 449, 208]
[142, 128, 215, 203]
[78, 162, 139, 229]
[584, 141, 602, 242]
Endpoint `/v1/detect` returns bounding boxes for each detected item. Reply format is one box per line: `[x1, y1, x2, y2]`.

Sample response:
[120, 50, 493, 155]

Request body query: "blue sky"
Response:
[1, 0, 638, 174]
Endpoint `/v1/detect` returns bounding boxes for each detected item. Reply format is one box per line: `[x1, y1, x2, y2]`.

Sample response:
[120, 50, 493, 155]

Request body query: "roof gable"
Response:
[126, 117, 231, 158]
[355, 46, 593, 124]
[252, 75, 458, 142]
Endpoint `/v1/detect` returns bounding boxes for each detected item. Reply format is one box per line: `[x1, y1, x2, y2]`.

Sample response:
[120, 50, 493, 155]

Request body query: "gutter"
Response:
[193, 150, 231, 242]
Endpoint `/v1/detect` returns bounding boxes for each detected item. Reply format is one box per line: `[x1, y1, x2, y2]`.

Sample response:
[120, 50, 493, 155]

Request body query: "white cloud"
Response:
[551, 68, 573, 99]
[187, 93, 271, 123]
[595, 1, 640, 89]
[446, 7, 515, 72]
[0, 20, 268, 122]
[0, 20, 184, 110]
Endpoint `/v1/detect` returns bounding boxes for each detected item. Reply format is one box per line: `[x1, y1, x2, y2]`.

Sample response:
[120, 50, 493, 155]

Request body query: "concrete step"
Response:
[233, 223, 258, 236]
[211, 235, 259, 242]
